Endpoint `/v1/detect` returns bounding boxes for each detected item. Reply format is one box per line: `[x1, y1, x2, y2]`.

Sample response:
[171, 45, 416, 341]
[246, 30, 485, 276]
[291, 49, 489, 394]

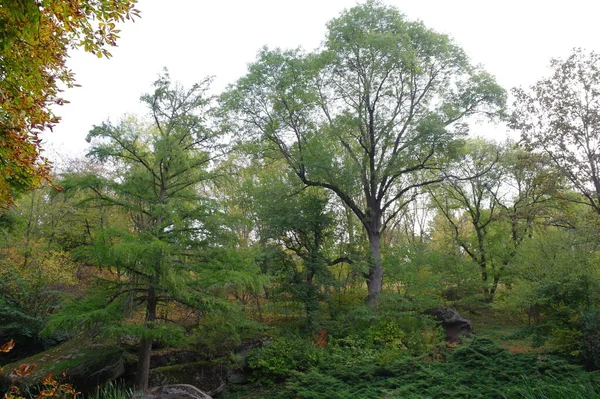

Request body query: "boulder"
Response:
[428, 307, 473, 342]
[144, 384, 212, 399]
[150, 355, 169, 369]
[1, 338, 125, 393]
[149, 362, 224, 396]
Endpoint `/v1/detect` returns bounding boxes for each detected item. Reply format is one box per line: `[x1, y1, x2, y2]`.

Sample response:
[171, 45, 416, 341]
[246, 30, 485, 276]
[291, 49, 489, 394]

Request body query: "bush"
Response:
[192, 307, 264, 367]
[495, 227, 600, 366]
[367, 313, 443, 355]
[276, 336, 600, 399]
[580, 311, 600, 370]
[247, 335, 322, 385]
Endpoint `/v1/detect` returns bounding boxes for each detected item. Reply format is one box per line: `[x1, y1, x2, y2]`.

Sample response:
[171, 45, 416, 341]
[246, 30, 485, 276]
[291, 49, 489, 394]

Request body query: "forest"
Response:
[2, 1, 600, 398]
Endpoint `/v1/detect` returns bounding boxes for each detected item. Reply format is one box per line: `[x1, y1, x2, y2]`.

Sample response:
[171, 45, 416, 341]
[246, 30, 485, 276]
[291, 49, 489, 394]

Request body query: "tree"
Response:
[429, 139, 504, 295]
[0, 184, 81, 354]
[225, 1, 505, 303]
[430, 140, 560, 296]
[254, 172, 348, 330]
[0, 0, 140, 207]
[494, 145, 561, 264]
[512, 48, 600, 214]
[49, 73, 230, 391]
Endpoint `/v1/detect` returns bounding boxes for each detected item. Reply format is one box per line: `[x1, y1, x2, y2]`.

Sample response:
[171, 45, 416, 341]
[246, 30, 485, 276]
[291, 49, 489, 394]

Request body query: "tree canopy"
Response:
[5, 4, 600, 398]
[0, 0, 140, 207]
[513, 48, 600, 213]
[50, 73, 230, 391]
[225, 0, 505, 302]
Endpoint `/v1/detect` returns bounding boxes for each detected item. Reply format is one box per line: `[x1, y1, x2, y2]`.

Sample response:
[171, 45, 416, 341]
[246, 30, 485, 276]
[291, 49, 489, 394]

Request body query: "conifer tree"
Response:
[50, 72, 229, 391]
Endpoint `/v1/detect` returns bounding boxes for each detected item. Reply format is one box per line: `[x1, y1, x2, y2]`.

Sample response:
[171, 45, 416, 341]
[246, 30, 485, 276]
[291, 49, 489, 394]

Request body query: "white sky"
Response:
[42, 0, 600, 165]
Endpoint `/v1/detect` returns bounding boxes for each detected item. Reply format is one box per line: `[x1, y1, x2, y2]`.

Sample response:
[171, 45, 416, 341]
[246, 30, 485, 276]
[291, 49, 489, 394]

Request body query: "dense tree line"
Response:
[3, 1, 600, 394]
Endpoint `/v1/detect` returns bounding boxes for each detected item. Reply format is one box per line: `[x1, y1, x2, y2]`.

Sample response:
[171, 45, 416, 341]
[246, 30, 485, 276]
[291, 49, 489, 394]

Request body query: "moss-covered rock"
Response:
[1, 338, 125, 392]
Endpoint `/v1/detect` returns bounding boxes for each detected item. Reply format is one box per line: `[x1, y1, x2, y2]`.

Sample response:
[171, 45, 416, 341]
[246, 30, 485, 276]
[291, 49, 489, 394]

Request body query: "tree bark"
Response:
[135, 285, 157, 392]
[366, 231, 384, 304]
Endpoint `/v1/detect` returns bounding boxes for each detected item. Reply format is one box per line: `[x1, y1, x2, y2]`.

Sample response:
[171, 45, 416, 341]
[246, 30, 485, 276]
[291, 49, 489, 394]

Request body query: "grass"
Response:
[85, 381, 133, 399]
[465, 307, 540, 354]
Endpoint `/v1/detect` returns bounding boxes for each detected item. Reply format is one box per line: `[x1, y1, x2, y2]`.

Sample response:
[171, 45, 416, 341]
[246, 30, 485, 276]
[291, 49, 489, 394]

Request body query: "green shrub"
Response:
[277, 336, 600, 399]
[580, 311, 600, 370]
[247, 335, 322, 385]
[192, 307, 264, 367]
[367, 314, 443, 355]
[503, 375, 600, 399]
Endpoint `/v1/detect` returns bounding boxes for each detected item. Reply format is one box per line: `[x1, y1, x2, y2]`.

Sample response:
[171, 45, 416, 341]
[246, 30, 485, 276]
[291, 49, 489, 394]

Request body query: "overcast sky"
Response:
[42, 0, 600, 164]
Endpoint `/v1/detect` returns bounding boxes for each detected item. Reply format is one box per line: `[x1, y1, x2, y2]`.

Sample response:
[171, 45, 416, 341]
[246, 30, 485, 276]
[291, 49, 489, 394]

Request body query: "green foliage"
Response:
[247, 335, 322, 386]
[496, 226, 600, 363]
[0, 186, 85, 351]
[503, 375, 600, 399]
[86, 381, 133, 399]
[225, 0, 506, 302]
[253, 172, 339, 329]
[367, 314, 442, 356]
[42, 286, 129, 339]
[513, 48, 600, 214]
[384, 241, 481, 307]
[192, 306, 265, 367]
[248, 296, 444, 388]
[0, 274, 52, 344]
[43, 72, 263, 391]
[580, 311, 600, 370]
[276, 337, 599, 399]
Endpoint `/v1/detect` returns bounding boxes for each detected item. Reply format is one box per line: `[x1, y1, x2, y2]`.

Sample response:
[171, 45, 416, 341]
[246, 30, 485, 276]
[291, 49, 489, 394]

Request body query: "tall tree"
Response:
[51, 73, 227, 391]
[0, 0, 140, 207]
[512, 48, 600, 214]
[225, 1, 505, 303]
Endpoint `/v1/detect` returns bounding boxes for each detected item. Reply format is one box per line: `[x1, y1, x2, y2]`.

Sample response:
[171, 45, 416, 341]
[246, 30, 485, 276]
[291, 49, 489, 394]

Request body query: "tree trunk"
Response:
[366, 232, 383, 305]
[136, 285, 157, 392]
[479, 261, 489, 294]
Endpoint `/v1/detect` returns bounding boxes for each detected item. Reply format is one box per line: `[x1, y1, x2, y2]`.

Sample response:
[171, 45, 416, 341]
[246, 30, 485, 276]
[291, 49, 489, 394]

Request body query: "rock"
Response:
[150, 355, 169, 369]
[1, 338, 125, 393]
[428, 307, 473, 342]
[227, 369, 251, 384]
[145, 384, 212, 399]
[149, 362, 224, 396]
[69, 353, 124, 390]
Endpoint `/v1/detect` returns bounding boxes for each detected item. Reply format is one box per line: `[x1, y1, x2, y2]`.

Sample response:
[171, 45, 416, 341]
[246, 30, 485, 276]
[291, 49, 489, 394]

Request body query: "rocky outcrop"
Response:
[149, 362, 224, 397]
[1, 338, 125, 392]
[144, 384, 212, 399]
[428, 307, 473, 342]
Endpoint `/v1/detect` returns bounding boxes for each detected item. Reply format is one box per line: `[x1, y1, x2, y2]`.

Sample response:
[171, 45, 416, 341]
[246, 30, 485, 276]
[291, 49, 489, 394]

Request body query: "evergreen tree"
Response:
[49, 72, 228, 391]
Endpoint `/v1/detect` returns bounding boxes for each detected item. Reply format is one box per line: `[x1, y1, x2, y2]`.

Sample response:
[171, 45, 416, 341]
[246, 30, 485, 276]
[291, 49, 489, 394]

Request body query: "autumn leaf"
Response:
[41, 374, 56, 386]
[0, 0, 140, 208]
[13, 363, 36, 377]
[0, 339, 15, 352]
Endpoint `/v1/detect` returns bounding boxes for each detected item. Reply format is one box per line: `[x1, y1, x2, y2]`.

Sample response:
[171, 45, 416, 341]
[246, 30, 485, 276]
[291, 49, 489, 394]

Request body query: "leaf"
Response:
[0, 339, 15, 352]
[13, 363, 36, 377]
